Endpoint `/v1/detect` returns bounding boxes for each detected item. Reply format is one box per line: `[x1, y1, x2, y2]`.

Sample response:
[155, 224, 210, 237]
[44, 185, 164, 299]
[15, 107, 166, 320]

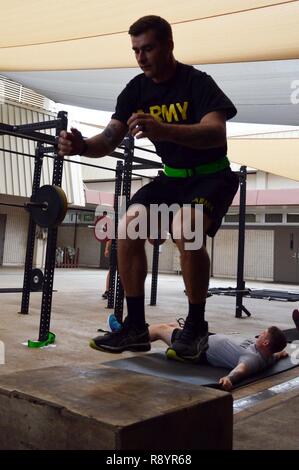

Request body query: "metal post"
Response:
[73, 211, 78, 250]
[107, 160, 123, 309]
[236, 166, 251, 318]
[38, 111, 68, 341]
[150, 240, 160, 306]
[20, 143, 44, 314]
[114, 135, 134, 323]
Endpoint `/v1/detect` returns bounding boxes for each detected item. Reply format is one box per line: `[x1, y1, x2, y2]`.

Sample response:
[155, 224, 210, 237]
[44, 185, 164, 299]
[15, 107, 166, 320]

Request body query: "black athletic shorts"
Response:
[128, 168, 239, 237]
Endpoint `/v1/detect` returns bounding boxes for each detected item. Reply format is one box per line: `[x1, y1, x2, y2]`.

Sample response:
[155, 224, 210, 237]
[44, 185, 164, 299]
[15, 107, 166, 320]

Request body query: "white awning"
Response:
[229, 137, 299, 181]
[1, 1, 299, 70]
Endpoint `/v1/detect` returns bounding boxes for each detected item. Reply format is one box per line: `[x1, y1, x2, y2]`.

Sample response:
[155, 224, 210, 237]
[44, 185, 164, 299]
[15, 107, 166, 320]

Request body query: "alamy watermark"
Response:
[290, 80, 299, 105]
[0, 340, 5, 365]
[94, 199, 204, 250]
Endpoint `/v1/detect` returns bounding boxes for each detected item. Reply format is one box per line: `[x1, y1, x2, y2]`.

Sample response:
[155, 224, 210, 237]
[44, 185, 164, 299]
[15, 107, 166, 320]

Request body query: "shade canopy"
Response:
[229, 138, 299, 181]
[1, 1, 299, 181]
[1, 1, 299, 70]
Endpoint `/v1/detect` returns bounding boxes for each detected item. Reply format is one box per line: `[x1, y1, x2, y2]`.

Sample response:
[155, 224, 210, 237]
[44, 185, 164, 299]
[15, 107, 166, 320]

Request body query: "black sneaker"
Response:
[166, 320, 209, 363]
[170, 318, 186, 343]
[89, 318, 151, 354]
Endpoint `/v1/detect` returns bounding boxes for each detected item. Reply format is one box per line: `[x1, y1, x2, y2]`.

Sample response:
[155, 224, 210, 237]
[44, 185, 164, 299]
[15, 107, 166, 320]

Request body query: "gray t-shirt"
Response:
[206, 334, 275, 374]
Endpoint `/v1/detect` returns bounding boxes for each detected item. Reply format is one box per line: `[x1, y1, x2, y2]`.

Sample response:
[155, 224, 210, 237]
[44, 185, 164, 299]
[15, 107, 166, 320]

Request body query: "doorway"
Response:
[274, 228, 299, 283]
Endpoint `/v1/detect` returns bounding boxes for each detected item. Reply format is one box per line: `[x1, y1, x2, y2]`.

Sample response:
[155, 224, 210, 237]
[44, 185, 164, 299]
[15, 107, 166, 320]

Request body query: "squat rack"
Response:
[1, 112, 67, 345]
[0, 113, 163, 344]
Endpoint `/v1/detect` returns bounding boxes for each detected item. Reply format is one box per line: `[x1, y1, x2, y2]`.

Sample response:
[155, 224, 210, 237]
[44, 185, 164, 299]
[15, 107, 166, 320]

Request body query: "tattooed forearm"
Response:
[82, 119, 127, 158]
[103, 124, 122, 148]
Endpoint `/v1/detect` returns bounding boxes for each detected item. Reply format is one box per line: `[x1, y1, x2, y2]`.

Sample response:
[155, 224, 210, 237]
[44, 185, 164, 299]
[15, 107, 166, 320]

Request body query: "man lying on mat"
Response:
[149, 322, 288, 391]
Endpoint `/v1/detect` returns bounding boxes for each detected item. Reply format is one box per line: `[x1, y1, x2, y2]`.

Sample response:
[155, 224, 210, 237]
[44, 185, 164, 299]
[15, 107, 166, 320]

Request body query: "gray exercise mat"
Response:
[105, 352, 298, 389]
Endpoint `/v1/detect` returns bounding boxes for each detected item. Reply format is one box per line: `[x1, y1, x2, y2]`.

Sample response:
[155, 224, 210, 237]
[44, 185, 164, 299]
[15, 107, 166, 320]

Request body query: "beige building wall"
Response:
[57, 225, 102, 268]
[246, 171, 299, 190]
[73, 226, 101, 267]
[0, 197, 28, 266]
[0, 195, 48, 267]
[267, 174, 299, 189]
[212, 228, 274, 281]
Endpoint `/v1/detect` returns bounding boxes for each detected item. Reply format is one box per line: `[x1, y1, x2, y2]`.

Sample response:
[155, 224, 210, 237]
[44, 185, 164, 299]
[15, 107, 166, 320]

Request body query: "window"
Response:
[224, 214, 239, 223]
[265, 213, 283, 223]
[63, 212, 75, 224]
[224, 213, 256, 223]
[62, 211, 95, 224]
[83, 213, 94, 223]
[287, 214, 299, 223]
[245, 214, 256, 223]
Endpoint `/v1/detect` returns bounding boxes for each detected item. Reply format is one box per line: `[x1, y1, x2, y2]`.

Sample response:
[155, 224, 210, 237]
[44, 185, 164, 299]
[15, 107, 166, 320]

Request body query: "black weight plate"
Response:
[30, 185, 67, 228]
[30, 268, 44, 291]
[52, 185, 68, 225]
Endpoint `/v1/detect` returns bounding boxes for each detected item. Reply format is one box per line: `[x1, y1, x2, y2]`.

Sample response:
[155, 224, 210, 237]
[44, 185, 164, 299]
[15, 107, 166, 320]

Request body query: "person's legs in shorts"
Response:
[166, 169, 239, 362]
[90, 178, 171, 353]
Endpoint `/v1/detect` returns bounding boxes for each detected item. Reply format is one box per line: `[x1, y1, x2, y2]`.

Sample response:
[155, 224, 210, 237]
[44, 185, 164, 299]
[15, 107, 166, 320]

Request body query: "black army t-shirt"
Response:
[112, 62, 237, 169]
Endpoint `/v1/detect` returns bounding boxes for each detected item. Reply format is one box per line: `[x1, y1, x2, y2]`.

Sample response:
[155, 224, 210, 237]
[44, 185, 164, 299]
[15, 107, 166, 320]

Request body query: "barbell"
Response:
[25, 185, 68, 228]
[30, 268, 44, 291]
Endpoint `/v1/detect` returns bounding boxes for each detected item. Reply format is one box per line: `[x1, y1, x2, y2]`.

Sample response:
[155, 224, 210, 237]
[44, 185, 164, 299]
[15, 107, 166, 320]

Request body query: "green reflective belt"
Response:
[163, 156, 230, 178]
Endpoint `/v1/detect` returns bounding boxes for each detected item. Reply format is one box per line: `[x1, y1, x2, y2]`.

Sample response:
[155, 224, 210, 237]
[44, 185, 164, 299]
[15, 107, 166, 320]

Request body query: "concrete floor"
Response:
[1, 267, 299, 449]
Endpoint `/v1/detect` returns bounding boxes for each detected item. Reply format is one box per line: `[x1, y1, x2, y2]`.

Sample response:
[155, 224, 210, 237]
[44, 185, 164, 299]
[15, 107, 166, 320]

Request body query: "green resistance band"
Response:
[28, 331, 56, 348]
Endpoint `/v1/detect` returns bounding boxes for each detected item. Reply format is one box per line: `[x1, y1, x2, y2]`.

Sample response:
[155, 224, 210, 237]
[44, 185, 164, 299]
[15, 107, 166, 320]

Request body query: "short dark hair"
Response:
[129, 15, 172, 43]
[267, 326, 287, 354]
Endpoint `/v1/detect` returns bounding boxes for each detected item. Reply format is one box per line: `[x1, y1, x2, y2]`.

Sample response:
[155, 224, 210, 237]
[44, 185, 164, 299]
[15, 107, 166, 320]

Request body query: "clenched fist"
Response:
[127, 113, 168, 141]
[219, 376, 233, 391]
[58, 128, 85, 156]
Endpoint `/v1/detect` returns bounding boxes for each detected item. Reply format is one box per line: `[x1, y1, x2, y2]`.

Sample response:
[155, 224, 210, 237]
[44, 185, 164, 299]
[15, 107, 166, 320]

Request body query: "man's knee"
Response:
[118, 236, 145, 257]
[118, 205, 149, 241]
[176, 243, 208, 259]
